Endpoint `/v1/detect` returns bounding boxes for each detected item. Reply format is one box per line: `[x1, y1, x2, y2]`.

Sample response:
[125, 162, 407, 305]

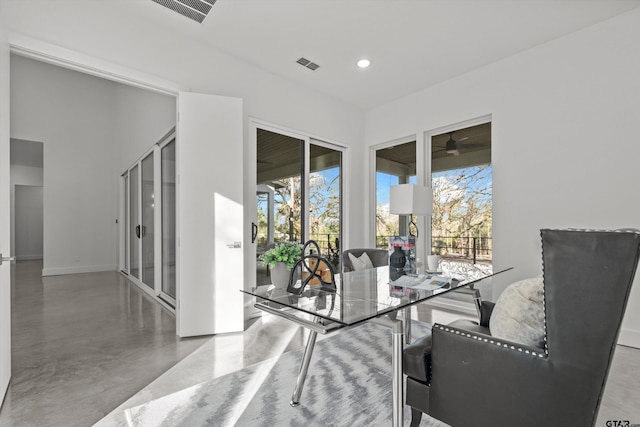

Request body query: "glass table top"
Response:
[242, 265, 511, 333]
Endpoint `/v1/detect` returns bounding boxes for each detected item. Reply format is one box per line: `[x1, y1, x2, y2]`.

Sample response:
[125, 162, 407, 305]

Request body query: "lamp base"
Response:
[408, 219, 419, 238]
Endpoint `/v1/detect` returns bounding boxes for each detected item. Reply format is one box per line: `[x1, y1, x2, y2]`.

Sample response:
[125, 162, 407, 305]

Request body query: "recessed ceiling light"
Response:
[357, 59, 371, 69]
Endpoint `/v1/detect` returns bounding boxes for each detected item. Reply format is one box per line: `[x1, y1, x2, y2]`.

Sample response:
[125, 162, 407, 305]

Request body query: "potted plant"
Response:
[263, 241, 303, 288]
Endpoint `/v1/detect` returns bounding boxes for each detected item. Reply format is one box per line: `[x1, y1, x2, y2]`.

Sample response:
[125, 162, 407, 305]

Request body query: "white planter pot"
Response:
[271, 262, 290, 289]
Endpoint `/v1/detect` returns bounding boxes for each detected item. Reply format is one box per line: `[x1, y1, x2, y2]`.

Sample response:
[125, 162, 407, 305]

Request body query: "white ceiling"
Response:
[6, 0, 640, 110]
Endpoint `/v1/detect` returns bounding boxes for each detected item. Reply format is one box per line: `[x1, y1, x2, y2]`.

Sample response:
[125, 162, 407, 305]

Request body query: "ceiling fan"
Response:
[436, 132, 481, 156]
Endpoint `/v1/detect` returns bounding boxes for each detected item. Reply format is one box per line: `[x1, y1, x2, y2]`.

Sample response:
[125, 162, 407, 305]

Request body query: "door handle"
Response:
[136, 225, 141, 239]
[251, 222, 258, 244]
[0, 253, 16, 266]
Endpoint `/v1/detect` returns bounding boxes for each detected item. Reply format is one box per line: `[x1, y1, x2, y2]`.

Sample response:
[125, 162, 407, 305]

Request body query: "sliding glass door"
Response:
[309, 142, 342, 268]
[255, 129, 304, 286]
[121, 131, 177, 306]
[141, 152, 155, 289]
[129, 165, 140, 280]
[160, 138, 176, 302]
[124, 154, 153, 289]
[123, 173, 130, 274]
[255, 127, 343, 286]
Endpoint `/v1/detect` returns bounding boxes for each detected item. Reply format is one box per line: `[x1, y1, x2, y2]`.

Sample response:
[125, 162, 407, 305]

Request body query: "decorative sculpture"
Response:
[286, 240, 337, 295]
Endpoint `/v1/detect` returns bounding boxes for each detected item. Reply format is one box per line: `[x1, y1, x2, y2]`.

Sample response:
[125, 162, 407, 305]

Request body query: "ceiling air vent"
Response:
[296, 57, 320, 71]
[152, 0, 217, 23]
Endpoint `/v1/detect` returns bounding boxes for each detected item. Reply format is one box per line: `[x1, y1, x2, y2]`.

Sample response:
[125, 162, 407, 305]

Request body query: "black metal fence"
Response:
[309, 233, 341, 266]
[432, 235, 492, 264]
[376, 235, 492, 264]
[279, 233, 491, 267]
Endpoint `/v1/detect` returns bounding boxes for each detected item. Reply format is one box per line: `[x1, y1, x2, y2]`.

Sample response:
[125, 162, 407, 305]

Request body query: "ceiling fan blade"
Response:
[458, 143, 485, 150]
[433, 147, 459, 156]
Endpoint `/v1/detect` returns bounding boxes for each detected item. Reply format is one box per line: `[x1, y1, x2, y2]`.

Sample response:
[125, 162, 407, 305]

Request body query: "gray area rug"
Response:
[126, 321, 447, 426]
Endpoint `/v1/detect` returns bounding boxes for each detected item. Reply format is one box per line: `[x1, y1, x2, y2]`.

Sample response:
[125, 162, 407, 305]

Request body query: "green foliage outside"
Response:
[257, 168, 341, 254]
[375, 165, 492, 257]
[431, 165, 492, 256]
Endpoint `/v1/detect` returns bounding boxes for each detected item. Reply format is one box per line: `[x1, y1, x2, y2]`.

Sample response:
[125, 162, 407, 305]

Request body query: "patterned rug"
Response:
[125, 321, 447, 426]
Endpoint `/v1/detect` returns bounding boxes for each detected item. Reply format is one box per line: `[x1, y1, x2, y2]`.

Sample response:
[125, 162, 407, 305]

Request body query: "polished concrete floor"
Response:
[1, 260, 639, 426]
[0, 261, 209, 427]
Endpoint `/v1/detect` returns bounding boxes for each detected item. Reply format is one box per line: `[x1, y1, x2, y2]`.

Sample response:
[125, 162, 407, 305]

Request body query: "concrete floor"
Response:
[0, 261, 209, 427]
[1, 260, 639, 426]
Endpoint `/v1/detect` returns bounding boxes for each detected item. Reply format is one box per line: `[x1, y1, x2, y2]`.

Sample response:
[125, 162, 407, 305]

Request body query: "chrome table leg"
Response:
[392, 319, 405, 427]
[372, 315, 406, 426]
[290, 328, 318, 406]
[403, 306, 412, 343]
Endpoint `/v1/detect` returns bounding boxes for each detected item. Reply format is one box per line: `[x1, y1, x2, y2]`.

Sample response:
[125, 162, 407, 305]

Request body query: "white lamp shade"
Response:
[389, 184, 433, 216]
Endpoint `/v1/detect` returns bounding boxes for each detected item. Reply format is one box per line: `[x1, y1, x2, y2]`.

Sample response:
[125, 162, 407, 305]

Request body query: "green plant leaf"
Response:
[262, 241, 303, 268]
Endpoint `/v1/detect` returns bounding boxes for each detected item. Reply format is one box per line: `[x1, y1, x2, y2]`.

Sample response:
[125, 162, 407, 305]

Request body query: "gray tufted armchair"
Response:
[403, 229, 640, 427]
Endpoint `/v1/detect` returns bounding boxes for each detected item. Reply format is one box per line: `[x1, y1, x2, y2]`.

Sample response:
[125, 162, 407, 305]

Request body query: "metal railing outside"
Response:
[376, 235, 492, 264]
[309, 233, 341, 267]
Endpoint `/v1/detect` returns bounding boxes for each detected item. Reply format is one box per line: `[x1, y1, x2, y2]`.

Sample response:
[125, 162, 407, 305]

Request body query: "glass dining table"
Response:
[242, 265, 511, 426]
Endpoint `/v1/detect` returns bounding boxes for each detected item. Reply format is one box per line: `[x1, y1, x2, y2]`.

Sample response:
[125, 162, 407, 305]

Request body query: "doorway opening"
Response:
[10, 139, 44, 264]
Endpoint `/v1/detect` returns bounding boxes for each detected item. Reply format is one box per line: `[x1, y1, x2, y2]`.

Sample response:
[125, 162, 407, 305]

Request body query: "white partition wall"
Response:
[177, 92, 244, 337]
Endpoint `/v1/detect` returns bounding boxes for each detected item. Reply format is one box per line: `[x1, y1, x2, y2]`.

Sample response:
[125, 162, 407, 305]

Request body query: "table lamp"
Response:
[389, 184, 433, 237]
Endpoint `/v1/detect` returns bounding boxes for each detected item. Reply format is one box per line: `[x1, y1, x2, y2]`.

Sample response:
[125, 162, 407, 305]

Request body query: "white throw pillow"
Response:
[489, 277, 545, 348]
[348, 252, 374, 271]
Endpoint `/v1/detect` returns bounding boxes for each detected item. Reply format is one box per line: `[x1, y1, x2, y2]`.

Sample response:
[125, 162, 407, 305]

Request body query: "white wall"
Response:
[10, 55, 176, 275]
[112, 85, 176, 174]
[10, 164, 42, 185]
[11, 55, 116, 275]
[2, 4, 366, 252]
[4, 3, 364, 337]
[2, 3, 363, 143]
[365, 8, 640, 347]
[14, 185, 43, 260]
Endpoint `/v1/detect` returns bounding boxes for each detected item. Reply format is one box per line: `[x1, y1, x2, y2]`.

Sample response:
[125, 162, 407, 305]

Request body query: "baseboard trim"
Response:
[42, 264, 117, 276]
[618, 328, 640, 349]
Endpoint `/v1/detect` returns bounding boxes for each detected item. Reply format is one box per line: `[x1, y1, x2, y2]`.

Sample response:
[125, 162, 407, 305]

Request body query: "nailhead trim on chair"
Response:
[540, 228, 639, 356]
[434, 324, 548, 358]
[540, 231, 549, 356]
[430, 229, 640, 375]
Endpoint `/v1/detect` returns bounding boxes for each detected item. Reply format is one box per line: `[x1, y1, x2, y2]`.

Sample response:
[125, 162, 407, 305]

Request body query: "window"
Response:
[375, 140, 416, 248]
[430, 122, 492, 270]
